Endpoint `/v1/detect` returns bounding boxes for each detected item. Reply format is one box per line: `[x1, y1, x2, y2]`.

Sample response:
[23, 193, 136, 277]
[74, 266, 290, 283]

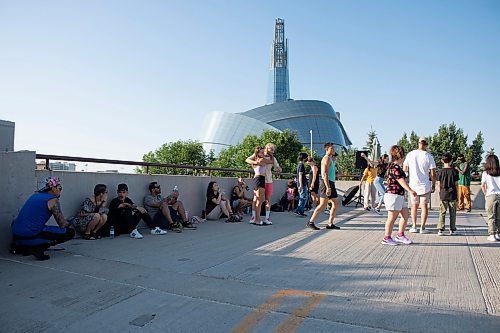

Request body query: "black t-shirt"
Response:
[296, 162, 308, 187]
[109, 197, 135, 216]
[438, 168, 459, 201]
[206, 192, 220, 215]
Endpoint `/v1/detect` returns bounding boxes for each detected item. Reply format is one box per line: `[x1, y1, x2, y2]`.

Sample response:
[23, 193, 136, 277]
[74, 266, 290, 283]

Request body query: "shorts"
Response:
[409, 192, 431, 205]
[319, 180, 338, 199]
[384, 193, 404, 211]
[265, 183, 273, 197]
[253, 175, 265, 190]
[310, 184, 318, 194]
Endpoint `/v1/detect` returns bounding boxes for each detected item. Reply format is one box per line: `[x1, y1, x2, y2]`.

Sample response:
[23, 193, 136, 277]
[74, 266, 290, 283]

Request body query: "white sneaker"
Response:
[150, 227, 167, 235]
[409, 227, 419, 233]
[495, 234, 500, 241]
[249, 216, 255, 224]
[394, 234, 413, 245]
[263, 218, 273, 225]
[419, 228, 430, 234]
[487, 235, 497, 242]
[130, 229, 143, 239]
[437, 230, 444, 236]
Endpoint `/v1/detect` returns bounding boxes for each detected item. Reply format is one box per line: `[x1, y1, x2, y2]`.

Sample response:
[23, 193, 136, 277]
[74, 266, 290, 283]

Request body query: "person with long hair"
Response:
[246, 146, 273, 225]
[361, 153, 389, 213]
[381, 145, 417, 245]
[481, 154, 500, 241]
[205, 181, 238, 221]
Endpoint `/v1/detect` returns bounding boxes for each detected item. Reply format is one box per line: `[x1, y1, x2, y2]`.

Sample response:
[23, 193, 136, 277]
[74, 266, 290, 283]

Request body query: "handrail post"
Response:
[45, 158, 50, 170]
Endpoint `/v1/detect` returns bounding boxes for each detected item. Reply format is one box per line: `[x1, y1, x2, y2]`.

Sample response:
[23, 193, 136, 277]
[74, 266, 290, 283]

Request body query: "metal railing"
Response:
[36, 154, 361, 180]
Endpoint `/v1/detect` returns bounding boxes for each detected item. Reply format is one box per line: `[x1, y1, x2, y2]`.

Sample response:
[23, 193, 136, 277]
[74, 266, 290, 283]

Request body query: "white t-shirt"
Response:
[264, 155, 280, 183]
[481, 172, 500, 196]
[403, 149, 436, 195]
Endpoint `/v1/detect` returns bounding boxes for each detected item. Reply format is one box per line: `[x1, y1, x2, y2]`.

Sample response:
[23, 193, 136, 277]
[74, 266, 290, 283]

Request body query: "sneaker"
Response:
[409, 227, 419, 233]
[249, 216, 256, 224]
[254, 220, 264, 226]
[263, 218, 273, 225]
[306, 222, 320, 230]
[395, 235, 412, 244]
[150, 227, 167, 235]
[170, 224, 182, 233]
[295, 212, 307, 217]
[182, 222, 197, 230]
[466, 209, 471, 213]
[495, 234, 500, 241]
[449, 230, 459, 236]
[374, 208, 382, 215]
[437, 229, 444, 236]
[325, 224, 341, 230]
[130, 229, 143, 239]
[381, 237, 398, 246]
[487, 235, 497, 242]
[419, 228, 430, 234]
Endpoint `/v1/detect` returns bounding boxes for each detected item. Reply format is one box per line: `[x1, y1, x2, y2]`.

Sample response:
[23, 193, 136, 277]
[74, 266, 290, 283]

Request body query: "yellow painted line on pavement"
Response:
[230, 289, 325, 333]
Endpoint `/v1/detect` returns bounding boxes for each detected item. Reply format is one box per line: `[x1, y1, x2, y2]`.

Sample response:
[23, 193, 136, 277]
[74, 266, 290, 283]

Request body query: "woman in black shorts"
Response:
[245, 146, 271, 225]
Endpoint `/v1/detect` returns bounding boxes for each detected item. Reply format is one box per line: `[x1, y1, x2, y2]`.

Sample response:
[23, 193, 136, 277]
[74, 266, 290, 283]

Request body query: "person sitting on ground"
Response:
[231, 177, 252, 215]
[206, 181, 241, 221]
[72, 184, 109, 240]
[108, 183, 167, 239]
[143, 182, 197, 232]
[10, 177, 75, 261]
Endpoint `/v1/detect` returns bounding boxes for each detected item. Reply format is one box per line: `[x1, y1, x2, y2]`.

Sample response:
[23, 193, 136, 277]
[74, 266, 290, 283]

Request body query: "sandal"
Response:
[91, 232, 101, 239]
[82, 233, 96, 240]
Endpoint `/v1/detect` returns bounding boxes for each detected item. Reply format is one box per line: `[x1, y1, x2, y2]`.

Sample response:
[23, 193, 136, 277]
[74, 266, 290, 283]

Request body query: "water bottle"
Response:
[185, 210, 189, 220]
[173, 185, 179, 192]
[110, 226, 115, 239]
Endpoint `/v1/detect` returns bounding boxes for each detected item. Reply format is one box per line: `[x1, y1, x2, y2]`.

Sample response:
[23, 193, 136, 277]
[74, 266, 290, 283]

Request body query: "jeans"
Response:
[438, 200, 457, 231]
[296, 187, 308, 214]
[373, 177, 385, 206]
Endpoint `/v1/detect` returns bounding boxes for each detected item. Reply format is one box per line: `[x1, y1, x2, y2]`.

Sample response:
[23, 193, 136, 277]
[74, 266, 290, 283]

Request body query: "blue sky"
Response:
[1, 0, 499, 170]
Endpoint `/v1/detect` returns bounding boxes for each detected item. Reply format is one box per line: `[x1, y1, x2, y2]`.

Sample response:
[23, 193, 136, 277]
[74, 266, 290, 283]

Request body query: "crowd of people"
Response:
[9, 140, 500, 260]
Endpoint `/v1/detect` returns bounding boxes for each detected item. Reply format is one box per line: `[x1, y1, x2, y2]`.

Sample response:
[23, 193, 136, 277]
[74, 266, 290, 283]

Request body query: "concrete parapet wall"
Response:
[1, 151, 487, 252]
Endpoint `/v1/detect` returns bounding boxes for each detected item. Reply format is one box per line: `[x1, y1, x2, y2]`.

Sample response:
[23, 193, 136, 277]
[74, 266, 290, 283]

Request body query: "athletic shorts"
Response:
[319, 180, 338, 199]
[253, 175, 265, 190]
[409, 192, 431, 205]
[384, 193, 405, 211]
[265, 183, 273, 197]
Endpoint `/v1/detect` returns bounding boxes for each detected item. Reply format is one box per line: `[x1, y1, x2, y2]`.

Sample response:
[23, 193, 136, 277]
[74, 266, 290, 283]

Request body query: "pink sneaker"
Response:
[395, 235, 412, 245]
[381, 237, 398, 246]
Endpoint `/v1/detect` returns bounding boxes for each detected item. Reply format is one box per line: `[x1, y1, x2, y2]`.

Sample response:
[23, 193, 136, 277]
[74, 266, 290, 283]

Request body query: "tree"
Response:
[209, 129, 306, 176]
[429, 122, 467, 167]
[139, 140, 208, 175]
[336, 147, 358, 180]
[467, 131, 484, 174]
[397, 131, 418, 156]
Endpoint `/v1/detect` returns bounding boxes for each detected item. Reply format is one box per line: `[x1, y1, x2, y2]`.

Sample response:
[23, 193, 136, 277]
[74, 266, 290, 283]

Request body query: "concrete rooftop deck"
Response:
[1, 206, 499, 333]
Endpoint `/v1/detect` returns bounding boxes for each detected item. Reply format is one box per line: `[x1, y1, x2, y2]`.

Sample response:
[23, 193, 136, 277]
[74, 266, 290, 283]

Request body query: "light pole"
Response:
[309, 129, 313, 157]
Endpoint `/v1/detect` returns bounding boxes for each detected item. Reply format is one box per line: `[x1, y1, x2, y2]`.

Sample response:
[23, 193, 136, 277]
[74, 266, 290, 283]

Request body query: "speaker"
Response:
[355, 151, 369, 169]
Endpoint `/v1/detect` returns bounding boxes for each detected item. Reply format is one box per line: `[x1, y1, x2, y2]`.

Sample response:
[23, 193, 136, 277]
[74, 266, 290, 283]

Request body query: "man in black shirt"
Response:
[437, 153, 459, 235]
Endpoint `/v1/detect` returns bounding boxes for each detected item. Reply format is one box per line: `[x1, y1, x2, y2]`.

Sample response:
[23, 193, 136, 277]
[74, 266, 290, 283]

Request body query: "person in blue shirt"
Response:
[10, 177, 75, 260]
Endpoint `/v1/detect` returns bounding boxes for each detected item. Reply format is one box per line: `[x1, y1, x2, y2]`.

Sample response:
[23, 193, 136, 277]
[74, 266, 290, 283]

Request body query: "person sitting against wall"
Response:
[231, 177, 252, 215]
[143, 182, 197, 232]
[206, 181, 241, 222]
[10, 177, 75, 261]
[72, 184, 109, 240]
[108, 183, 167, 239]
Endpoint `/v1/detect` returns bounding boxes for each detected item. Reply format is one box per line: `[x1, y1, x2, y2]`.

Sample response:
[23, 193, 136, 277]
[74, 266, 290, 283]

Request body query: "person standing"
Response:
[381, 145, 417, 245]
[361, 153, 389, 214]
[246, 146, 273, 225]
[481, 154, 500, 242]
[263, 143, 282, 223]
[295, 152, 309, 217]
[10, 177, 75, 260]
[360, 164, 378, 212]
[307, 157, 320, 209]
[403, 137, 436, 234]
[455, 153, 472, 212]
[308, 142, 341, 230]
[437, 153, 459, 236]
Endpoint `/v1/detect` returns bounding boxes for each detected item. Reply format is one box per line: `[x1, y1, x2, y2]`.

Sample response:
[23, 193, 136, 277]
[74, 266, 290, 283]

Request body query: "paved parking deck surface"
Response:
[1, 206, 499, 333]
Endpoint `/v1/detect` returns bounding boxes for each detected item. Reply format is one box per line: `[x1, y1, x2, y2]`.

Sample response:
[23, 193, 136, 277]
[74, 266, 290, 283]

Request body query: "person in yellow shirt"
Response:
[360, 163, 379, 212]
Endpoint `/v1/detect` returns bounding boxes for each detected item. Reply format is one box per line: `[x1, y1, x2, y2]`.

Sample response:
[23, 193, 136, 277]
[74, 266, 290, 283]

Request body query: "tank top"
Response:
[327, 156, 336, 181]
[12, 192, 56, 237]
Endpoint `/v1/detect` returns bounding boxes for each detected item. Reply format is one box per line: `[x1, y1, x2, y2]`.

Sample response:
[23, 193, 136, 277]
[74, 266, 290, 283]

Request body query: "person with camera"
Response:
[231, 177, 252, 215]
[108, 183, 167, 239]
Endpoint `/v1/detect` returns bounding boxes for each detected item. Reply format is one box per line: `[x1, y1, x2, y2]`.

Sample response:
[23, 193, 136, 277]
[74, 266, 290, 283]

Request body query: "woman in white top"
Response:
[481, 154, 500, 241]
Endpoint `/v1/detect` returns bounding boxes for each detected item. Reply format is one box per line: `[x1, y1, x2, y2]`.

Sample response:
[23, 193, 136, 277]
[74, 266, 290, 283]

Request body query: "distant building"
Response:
[201, 18, 351, 155]
[0, 119, 15, 152]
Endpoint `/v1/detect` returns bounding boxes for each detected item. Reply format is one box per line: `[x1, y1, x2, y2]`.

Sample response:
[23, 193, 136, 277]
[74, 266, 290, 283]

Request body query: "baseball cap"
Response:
[418, 137, 428, 144]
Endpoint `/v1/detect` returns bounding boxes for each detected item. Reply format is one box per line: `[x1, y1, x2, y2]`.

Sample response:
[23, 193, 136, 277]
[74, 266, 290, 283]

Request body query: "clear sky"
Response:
[1, 0, 499, 171]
